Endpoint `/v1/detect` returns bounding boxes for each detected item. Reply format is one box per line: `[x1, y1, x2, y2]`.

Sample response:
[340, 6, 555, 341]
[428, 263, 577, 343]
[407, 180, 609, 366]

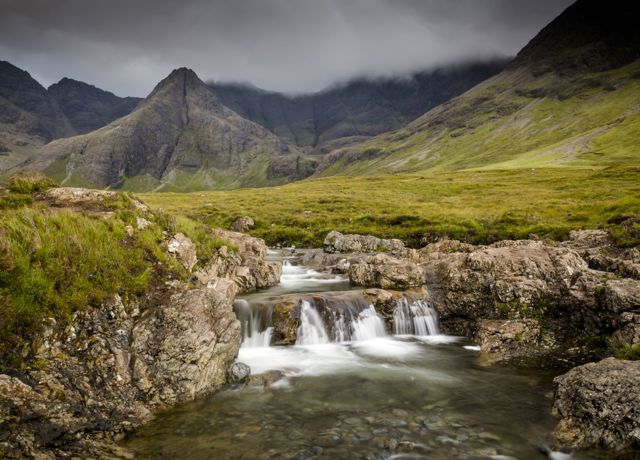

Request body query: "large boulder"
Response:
[552, 358, 640, 450]
[323, 230, 405, 254]
[416, 239, 604, 337]
[349, 253, 424, 289]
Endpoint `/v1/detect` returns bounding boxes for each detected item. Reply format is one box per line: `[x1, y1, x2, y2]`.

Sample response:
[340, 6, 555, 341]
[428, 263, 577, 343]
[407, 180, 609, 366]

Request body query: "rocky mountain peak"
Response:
[512, 0, 640, 72]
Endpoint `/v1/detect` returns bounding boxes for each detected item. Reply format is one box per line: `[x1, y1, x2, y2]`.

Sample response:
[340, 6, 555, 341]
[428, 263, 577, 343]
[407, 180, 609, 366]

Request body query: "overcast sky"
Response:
[0, 0, 574, 97]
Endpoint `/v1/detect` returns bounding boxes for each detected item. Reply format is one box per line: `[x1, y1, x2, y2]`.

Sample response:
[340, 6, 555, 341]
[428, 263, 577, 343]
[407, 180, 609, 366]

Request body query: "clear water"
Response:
[124, 256, 629, 460]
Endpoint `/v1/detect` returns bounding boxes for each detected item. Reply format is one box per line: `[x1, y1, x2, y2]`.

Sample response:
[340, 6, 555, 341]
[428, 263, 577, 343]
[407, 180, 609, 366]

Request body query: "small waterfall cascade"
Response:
[393, 298, 440, 336]
[351, 305, 387, 341]
[296, 300, 388, 344]
[234, 299, 273, 348]
[296, 300, 331, 345]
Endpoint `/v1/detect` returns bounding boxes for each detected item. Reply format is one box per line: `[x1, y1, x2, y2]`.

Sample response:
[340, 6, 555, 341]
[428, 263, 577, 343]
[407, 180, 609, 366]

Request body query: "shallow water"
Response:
[125, 256, 627, 460]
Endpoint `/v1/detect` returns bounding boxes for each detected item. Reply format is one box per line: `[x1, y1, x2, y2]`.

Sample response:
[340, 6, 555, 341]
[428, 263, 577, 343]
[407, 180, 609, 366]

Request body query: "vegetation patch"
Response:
[0, 190, 234, 368]
[140, 167, 640, 248]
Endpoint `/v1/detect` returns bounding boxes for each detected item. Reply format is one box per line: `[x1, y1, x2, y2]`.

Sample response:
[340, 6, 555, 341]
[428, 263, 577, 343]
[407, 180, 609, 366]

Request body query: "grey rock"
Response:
[227, 362, 251, 384]
[349, 253, 424, 289]
[477, 319, 556, 364]
[552, 357, 640, 450]
[323, 230, 405, 254]
[229, 216, 255, 232]
[194, 229, 281, 292]
[167, 233, 197, 271]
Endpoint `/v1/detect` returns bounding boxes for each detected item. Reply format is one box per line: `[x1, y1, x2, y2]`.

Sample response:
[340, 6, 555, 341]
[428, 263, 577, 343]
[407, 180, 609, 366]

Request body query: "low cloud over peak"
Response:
[0, 0, 573, 97]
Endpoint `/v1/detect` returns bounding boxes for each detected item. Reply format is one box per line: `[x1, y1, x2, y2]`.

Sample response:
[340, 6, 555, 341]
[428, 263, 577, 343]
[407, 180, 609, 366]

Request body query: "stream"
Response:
[125, 251, 622, 460]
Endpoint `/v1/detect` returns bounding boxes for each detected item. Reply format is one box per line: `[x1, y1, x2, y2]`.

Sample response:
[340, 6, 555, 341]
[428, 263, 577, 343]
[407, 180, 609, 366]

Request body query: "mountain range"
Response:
[2, 0, 639, 190]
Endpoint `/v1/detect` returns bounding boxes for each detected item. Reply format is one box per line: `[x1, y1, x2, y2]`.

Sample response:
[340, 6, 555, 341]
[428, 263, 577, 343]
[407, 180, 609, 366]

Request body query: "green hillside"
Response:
[318, 61, 640, 176]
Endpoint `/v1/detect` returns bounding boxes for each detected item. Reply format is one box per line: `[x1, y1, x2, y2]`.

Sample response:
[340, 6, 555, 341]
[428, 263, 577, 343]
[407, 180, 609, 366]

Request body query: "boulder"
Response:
[227, 362, 251, 384]
[552, 358, 640, 450]
[349, 254, 424, 289]
[417, 239, 603, 337]
[229, 216, 255, 233]
[167, 233, 197, 271]
[323, 230, 405, 254]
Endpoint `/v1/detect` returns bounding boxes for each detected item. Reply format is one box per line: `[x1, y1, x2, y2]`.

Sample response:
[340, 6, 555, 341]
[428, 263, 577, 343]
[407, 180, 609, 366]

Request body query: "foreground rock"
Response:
[552, 358, 640, 450]
[323, 230, 405, 254]
[0, 282, 241, 458]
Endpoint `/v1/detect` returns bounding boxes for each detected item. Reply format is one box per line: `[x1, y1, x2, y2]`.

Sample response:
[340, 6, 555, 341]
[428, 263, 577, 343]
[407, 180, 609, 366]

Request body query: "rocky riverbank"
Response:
[2, 215, 639, 456]
[0, 188, 281, 459]
[301, 230, 640, 451]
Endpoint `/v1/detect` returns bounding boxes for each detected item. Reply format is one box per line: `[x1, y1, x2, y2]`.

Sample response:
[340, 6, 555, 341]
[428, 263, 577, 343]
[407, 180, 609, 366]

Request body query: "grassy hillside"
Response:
[140, 166, 640, 248]
[0, 174, 233, 368]
[318, 61, 640, 176]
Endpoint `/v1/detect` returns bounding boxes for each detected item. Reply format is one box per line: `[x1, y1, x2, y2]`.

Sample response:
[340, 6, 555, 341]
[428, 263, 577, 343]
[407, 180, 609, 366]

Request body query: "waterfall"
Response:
[351, 305, 387, 341]
[234, 299, 273, 348]
[393, 299, 440, 336]
[296, 300, 330, 345]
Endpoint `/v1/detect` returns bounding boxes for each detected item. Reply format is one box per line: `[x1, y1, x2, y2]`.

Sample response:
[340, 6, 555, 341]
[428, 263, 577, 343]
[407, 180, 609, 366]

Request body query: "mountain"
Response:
[0, 61, 143, 171]
[23, 68, 303, 190]
[0, 61, 74, 170]
[317, 0, 640, 176]
[48, 78, 142, 134]
[209, 60, 506, 152]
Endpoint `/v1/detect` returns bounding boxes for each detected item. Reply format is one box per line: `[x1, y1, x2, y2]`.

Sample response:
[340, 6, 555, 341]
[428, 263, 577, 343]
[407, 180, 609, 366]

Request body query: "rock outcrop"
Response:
[323, 230, 405, 254]
[414, 240, 607, 340]
[0, 282, 241, 458]
[195, 229, 282, 292]
[552, 358, 640, 450]
[349, 253, 424, 290]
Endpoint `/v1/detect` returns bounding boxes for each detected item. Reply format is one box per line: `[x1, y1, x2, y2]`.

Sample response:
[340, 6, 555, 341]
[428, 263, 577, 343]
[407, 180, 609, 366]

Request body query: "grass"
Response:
[139, 166, 640, 248]
[320, 61, 640, 177]
[0, 179, 235, 369]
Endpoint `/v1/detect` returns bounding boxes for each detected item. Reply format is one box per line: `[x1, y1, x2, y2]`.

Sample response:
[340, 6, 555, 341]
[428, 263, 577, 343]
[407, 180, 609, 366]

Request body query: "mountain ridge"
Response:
[317, 0, 640, 177]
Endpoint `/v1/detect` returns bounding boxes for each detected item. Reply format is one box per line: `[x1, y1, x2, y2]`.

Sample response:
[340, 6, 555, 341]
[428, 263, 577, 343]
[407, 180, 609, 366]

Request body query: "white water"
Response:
[235, 299, 274, 348]
[279, 261, 346, 290]
[296, 300, 330, 345]
[393, 298, 440, 336]
[351, 305, 387, 341]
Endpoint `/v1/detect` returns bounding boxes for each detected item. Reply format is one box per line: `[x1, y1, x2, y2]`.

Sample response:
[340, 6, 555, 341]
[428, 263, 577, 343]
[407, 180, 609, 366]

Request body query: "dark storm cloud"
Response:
[0, 0, 574, 97]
